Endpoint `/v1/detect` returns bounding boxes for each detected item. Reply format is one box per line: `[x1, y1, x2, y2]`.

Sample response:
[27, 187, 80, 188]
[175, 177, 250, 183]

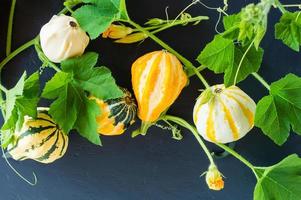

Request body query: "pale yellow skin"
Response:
[40, 15, 89, 63]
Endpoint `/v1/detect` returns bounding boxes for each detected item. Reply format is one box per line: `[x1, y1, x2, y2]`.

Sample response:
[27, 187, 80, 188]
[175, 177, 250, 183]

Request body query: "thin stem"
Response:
[217, 7, 228, 16]
[6, 0, 17, 56]
[126, 20, 193, 67]
[0, 37, 37, 71]
[1, 146, 37, 186]
[164, 115, 260, 179]
[215, 143, 259, 179]
[152, 16, 209, 35]
[58, 7, 69, 15]
[171, 0, 198, 24]
[274, 0, 288, 13]
[282, 4, 301, 8]
[126, 19, 210, 89]
[191, 67, 210, 88]
[163, 115, 215, 165]
[296, 12, 301, 22]
[34, 37, 61, 72]
[48, 62, 61, 72]
[252, 72, 270, 90]
[215, 143, 254, 170]
[234, 40, 255, 85]
[0, 84, 8, 93]
[65, 5, 74, 14]
[188, 65, 207, 77]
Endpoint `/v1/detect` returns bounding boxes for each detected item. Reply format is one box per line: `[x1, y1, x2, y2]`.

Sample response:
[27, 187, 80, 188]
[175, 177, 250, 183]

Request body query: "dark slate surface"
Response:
[0, 0, 301, 200]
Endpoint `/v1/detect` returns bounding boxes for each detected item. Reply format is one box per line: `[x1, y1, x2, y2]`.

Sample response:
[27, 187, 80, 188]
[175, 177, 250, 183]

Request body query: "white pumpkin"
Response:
[193, 84, 256, 144]
[40, 15, 89, 63]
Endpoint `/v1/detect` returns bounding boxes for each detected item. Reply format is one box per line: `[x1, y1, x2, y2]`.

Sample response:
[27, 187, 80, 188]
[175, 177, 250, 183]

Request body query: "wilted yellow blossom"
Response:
[205, 164, 224, 191]
[102, 24, 133, 39]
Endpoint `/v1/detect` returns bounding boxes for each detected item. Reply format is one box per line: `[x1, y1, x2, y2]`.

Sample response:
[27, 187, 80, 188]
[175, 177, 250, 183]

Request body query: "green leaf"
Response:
[1, 72, 40, 148]
[197, 37, 263, 87]
[222, 13, 240, 40]
[223, 13, 241, 30]
[73, 0, 125, 39]
[2, 72, 40, 132]
[42, 52, 122, 145]
[222, 3, 269, 49]
[1, 130, 15, 149]
[74, 95, 102, 145]
[275, 11, 301, 52]
[224, 45, 263, 86]
[255, 74, 301, 145]
[197, 36, 234, 73]
[237, 3, 268, 49]
[254, 154, 301, 200]
[4, 72, 26, 121]
[61, 52, 123, 99]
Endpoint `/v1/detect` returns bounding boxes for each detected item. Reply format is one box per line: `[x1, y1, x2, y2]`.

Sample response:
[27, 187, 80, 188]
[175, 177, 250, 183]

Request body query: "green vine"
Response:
[1, 0, 301, 198]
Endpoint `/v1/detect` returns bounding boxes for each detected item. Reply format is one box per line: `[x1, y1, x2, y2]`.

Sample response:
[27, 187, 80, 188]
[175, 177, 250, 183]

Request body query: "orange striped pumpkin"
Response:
[131, 50, 188, 123]
[91, 88, 137, 136]
[193, 84, 256, 143]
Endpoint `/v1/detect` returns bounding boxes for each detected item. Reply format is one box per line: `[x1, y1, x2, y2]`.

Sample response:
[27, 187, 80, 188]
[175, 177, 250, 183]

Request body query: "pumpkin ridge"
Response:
[113, 106, 128, 126]
[148, 51, 171, 120]
[24, 128, 58, 154]
[225, 93, 254, 126]
[219, 96, 239, 140]
[133, 52, 157, 102]
[139, 52, 162, 121]
[36, 131, 60, 162]
[206, 99, 217, 142]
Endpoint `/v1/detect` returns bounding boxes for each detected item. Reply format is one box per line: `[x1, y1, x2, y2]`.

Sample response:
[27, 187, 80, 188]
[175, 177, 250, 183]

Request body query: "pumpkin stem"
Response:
[131, 122, 152, 137]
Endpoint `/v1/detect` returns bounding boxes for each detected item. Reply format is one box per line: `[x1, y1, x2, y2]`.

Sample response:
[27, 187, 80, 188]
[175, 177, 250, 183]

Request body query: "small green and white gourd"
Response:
[7, 107, 68, 164]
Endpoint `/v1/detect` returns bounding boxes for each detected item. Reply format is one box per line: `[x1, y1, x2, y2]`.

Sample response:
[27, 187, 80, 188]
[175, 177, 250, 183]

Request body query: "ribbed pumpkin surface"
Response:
[193, 85, 256, 144]
[92, 88, 137, 136]
[7, 108, 68, 164]
[132, 50, 187, 122]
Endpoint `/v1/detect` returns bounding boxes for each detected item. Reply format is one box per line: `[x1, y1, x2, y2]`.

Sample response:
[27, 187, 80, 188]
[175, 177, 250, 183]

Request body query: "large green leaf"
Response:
[275, 11, 301, 52]
[224, 45, 263, 86]
[197, 36, 234, 73]
[42, 52, 123, 145]
[73, 0, 127, 39]
[255, 74, 301, 145]
[254, 154, 301, 200]
[197, 36, 263, 87]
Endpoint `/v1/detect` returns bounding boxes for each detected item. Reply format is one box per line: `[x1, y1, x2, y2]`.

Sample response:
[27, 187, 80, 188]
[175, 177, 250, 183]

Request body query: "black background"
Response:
[1, 0, 301, 199]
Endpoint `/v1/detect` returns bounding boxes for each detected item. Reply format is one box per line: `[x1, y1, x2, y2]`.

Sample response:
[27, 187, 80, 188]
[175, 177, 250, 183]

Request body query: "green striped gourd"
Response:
[7, 107, 68, 164]
[91, 88, 137, 136]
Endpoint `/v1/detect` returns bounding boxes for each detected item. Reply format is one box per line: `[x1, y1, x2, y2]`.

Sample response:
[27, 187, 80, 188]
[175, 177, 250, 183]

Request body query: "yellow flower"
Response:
[102, 24, 133, 39]
[205, 164, 224, 191]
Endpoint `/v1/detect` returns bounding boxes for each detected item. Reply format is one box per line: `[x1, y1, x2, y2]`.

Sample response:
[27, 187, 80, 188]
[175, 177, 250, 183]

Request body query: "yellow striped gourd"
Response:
[7, 107, 68, 164]
[193, 84, 256, 143]
[132, 50, 187, 123]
